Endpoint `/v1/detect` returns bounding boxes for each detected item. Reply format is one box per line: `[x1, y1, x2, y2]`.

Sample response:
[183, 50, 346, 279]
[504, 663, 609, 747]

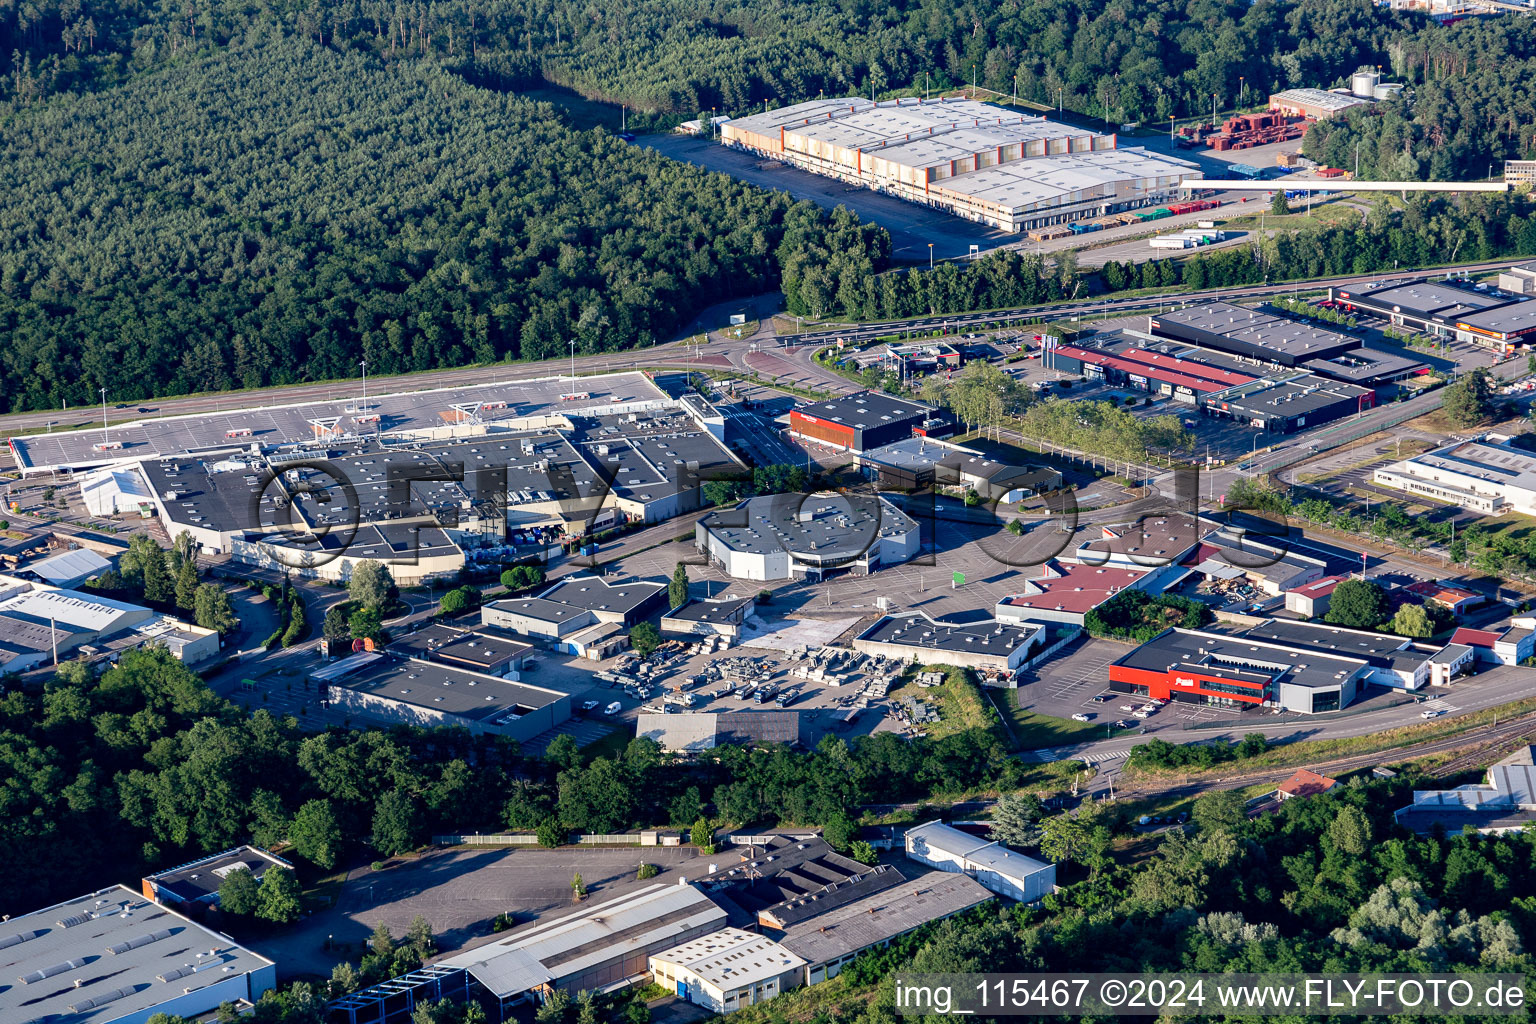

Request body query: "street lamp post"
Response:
[569, 339, 577, 381]
[359, 359, 368, 414]
[928, 243, 934, 270]
[99, 387, 107, 441]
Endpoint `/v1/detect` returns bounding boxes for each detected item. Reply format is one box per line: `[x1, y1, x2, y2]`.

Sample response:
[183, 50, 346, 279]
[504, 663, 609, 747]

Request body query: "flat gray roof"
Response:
[662, 596, 755, 624]
[1214, 374, 1371, 419]
[537, 576, 666, 616]
[0, 884, 272, 1024]
[144, 846, 291, 903]
[856, 612, 1036, 657]
[323, 653, 568, 723]
[388, 624, 534, 668]
[1113, 627, 1367, 690]
[1155, 302, 1357, 360]
[700, 492, 917, 560]
[779, 871, 992, 966]
[794, 392, 935, 431]
[10, 372, 668, 474]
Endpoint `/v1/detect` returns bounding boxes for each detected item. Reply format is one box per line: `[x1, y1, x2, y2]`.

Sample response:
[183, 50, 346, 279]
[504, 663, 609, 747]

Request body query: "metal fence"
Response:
[1260, 395, 1444, 475]
[433, 833, 540, 846]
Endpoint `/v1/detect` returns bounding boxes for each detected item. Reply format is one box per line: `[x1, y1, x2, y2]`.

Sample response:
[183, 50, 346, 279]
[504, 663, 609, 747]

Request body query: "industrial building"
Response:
[852, 612, 1043, 674]
[1069, 515, 1201, 570]
[996, 560, 1183, 625]
[858, 435, 1061, 501]
[904, 821, 1056, 903]
[696, 492, 920, 581]
[660, 596, 759, 640]
[12, 546, 113, 588]
[313, 650, 571, 740]
[1450, 623, 1536, 666]
[481, 575, 666, 656]
[1202, 373, 1374, 434]
[1267, 88, 1374, 120]
[1240, 619, 1443, 691]
[1284, 575, 1345, 618]
[709, 836, 905, 931]
[719, 96, 1201, 233]
[1331, 278, 1536, 353]
[1108, 626, 1372, 713]
[1148, 303, 1426, 384]
[142, 846, 294, 908]
[330, 883, 730, 1024]
[1374, 435, 1536, 515]
[0, 579, 220, 669]
[648, 928, 805, 1014]
[1395, 745, 1536, 835]
[789, 392, 944, 454]
[387, 624, 535, 677]
[0, 884, 277, 1024]
[778, 871, 993, 985]
[12, 373, 743, 589]
[1044, 338, 1258, 404]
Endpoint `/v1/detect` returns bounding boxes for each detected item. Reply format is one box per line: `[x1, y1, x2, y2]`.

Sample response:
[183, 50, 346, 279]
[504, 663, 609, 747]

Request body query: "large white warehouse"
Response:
[721, 96, 1201, 232]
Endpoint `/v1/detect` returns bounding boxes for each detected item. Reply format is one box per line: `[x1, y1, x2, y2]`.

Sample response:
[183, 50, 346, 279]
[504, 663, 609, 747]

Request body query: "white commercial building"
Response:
[696, 492, 920, 582]
[720, 96, 1200, 233]
[0, 884, 276, 1024]
[904, 820, 1056, 903]
[649, 928, 806, 1014]
[80, 465, 156, 516]
[1374, 435, 1536, 516]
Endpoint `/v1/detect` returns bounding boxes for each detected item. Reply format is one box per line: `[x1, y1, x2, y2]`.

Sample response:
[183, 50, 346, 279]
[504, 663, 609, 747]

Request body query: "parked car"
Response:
[579, 700, 601, 714]
[1071, 713, 1092, 722]
[1091, 694, 1109, 703]
[603, 701, 622, 716]
[1119, 704, 1136, 712]
[1113, 720, 1131, 728]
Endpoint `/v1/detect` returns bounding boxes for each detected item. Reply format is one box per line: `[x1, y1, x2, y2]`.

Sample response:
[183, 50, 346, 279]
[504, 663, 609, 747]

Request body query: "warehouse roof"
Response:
[794, 392, 935, 431]
[999, 562, 1150, 616]
[436, 883, 726, 989]
[855, 612, 1037, 656]
[1074, 515, 1201, 567]
[1210, 374, 1371, 420]
[389, 624, 534, 670]
[933, 147, 1201, 213]
[699, 492, 918, 561]
[1242, 620, 1418, 664]
[1113, 627, 1368, 689]
[637, 711, 805, 752]
[0, 585, 147, 634]
[1153, 302, 1358, 361]
[143, 846, 293, 903]
[0, 884, 273, 1024]
[779, 871, 993, 966]
[1345, 280, 1509, 320]
[651, 928, 805, 990]
[905, 821, 1053, 880]
[319, 653, 567, 724]
[1270, 88, 1373, 113]
[17, 548, 112, 587]
[537, 575, 666, 617]
[662, 596, 756, 624]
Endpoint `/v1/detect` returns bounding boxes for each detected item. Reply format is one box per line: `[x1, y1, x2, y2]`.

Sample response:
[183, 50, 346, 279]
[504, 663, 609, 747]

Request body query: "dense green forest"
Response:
[0, 0, 1405, 120]
[0, 644, 1023, 914]
[0, 33, 888, 411]
[4, 1, 1536, 412]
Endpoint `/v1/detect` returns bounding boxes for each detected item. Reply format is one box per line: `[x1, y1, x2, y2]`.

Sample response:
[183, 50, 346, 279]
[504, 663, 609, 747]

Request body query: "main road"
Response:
[0, 259, 1517, 443]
